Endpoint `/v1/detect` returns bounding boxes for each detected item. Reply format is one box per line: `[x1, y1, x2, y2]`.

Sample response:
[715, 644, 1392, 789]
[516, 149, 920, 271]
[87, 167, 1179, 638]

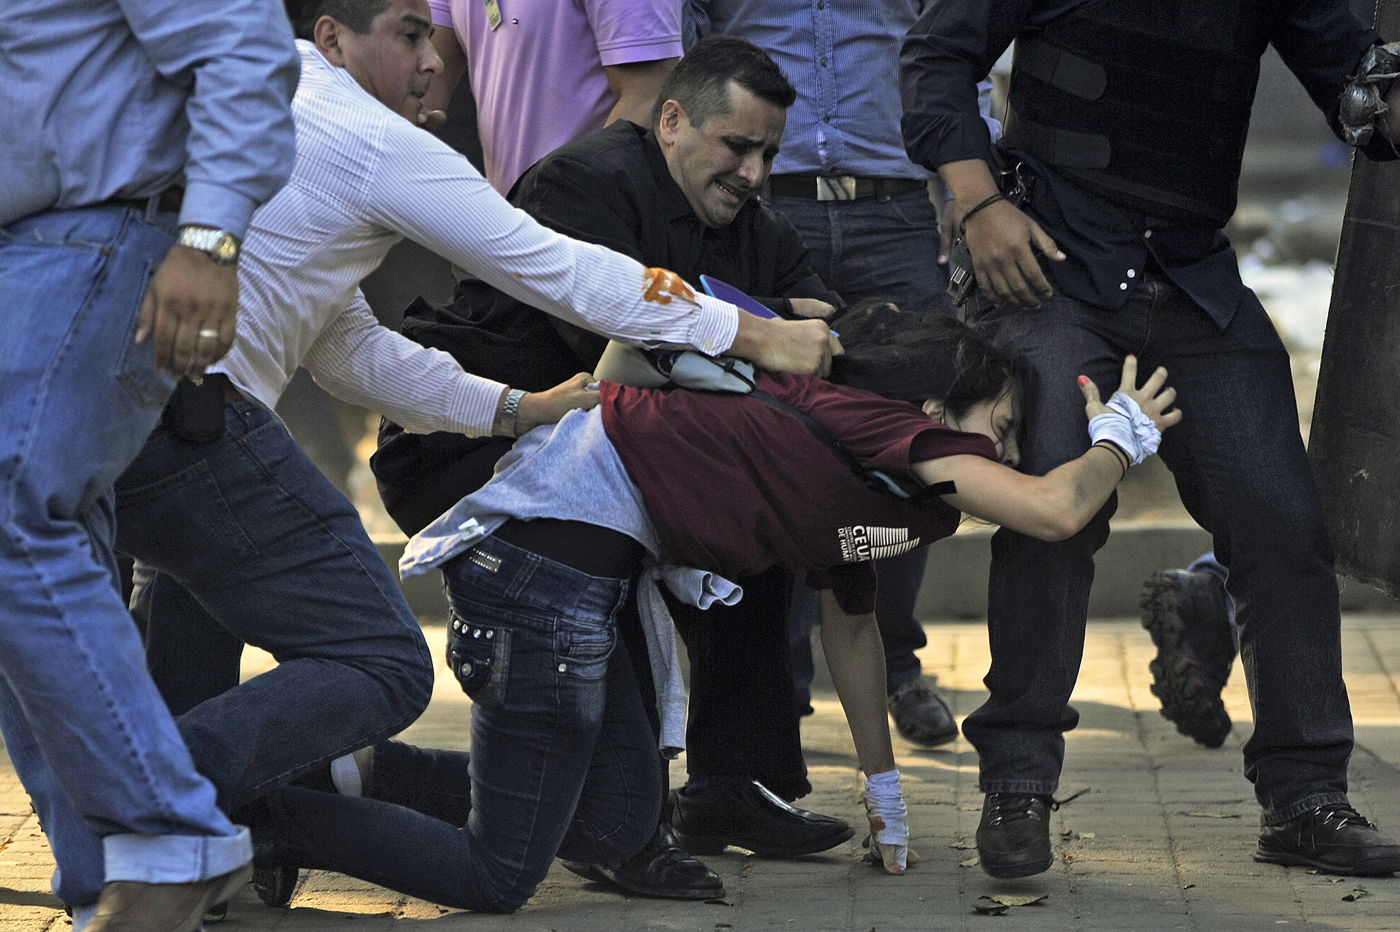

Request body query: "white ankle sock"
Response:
[330, 754, 362, 797]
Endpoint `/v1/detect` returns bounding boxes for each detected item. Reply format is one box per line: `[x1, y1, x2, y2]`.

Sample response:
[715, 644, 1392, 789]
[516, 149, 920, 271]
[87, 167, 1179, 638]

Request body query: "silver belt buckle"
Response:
[816, 175, 858, 201]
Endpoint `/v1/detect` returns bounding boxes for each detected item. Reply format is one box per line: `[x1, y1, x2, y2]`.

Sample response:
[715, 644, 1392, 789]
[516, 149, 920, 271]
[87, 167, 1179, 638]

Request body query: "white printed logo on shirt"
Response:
[837, 526, 921, 563]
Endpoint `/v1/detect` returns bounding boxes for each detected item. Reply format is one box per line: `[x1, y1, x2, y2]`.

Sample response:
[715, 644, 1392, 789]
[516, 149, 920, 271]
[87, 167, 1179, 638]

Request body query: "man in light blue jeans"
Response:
[0, 1, 298, 930]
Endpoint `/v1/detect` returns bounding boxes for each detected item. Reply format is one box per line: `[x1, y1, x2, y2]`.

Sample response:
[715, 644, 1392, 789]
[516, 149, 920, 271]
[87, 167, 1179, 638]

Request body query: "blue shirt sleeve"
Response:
[0, 0, 298, 234]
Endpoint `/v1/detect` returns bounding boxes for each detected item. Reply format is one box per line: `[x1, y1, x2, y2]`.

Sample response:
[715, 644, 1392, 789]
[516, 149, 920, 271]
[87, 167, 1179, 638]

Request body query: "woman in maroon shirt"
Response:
[246, 305, 1177, 911]
[592, 303, 1176, 872]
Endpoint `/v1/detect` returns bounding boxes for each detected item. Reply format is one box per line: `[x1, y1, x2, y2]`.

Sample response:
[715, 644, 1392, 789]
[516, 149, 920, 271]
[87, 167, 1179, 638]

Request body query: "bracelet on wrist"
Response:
[1093, 440, 1129, 480]
[959, 192, 1009, 231]
[499, 388, 527, 438]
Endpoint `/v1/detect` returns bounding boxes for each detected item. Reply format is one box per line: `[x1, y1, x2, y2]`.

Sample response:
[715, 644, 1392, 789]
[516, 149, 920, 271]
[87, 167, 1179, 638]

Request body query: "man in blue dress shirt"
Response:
[685, 0, 1001, 750]
[0, 1, 298, 929]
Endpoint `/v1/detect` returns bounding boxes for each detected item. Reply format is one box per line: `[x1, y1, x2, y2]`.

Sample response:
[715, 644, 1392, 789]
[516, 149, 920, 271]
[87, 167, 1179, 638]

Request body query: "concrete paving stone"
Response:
[1307, 921, 1400, 932]
[1053, 920, 1192, 932]
[1059, 862, 1178, 879]
[1294, 888, 1399, 917]
[712, 852, 856, 877]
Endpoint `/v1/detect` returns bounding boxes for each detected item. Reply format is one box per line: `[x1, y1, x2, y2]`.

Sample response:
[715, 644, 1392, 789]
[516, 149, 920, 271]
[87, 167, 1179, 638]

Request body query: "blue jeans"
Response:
[0, 203, 249, 906]
[768, 185, 953, 317]
[770, 187, 951, 695]
[39, 398, 436, 906]
[253, 535, 660, 912]
[968, 270, 1351, 824]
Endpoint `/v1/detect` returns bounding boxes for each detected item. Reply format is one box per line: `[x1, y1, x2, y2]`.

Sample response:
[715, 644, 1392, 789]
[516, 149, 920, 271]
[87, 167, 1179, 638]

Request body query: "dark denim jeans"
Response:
[5, 399, 440, 904]
[968, 271, 1351, 823]
[770, 187, 953, 698]
[768, 185, 953, 316]
[256, 535, 661, 912]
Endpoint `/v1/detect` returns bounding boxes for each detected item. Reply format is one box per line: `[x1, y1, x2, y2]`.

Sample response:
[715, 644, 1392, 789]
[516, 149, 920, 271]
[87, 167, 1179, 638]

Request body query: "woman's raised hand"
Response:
[1079, 355, 1181, 434]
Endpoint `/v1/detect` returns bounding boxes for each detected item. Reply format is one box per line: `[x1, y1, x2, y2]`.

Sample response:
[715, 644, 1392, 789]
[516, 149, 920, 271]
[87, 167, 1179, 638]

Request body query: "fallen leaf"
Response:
[1178, 811, 1241, 819]
[1342, 887, 1370, 902]
[987, 894, 1048, 907]
[949, 842, 977, 850]
[973, 900, 1009, 915]
[959, 857, 980, 868]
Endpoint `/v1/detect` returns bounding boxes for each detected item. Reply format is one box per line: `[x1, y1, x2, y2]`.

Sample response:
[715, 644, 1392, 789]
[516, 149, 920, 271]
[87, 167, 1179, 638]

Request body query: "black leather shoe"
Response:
[673, 780, 854, 857]
[251, 865, 298, 908]
[1140, 569, 1235, 748]
[976, 793, 1055, 879]
[887, 677, 958, 747]
[1255, 804, 1400, 875]
[562, 822, 724, 900]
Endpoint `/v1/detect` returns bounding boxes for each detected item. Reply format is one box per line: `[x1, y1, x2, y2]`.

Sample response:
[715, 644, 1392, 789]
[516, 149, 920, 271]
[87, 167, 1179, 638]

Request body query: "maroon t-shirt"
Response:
[599, 371, 999, 613]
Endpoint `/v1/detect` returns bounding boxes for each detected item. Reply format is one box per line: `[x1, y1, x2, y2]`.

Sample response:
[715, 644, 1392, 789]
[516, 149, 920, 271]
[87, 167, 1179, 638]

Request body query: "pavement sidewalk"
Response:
[6, 613, 1400, 932]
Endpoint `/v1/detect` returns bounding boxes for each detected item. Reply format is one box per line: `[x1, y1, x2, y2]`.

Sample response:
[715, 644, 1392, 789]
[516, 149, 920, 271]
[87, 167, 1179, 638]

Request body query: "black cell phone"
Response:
[164, 376, 226, 443]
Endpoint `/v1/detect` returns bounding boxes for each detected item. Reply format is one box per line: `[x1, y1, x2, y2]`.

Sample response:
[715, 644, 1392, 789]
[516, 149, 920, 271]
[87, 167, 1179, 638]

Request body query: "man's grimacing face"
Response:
[658, 80, 787, 229]
[322, 0, 442, 123]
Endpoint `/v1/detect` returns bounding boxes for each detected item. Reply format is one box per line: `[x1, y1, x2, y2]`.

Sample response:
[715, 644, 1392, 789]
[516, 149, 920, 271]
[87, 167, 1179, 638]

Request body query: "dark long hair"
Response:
[828, 299, 1030, 430]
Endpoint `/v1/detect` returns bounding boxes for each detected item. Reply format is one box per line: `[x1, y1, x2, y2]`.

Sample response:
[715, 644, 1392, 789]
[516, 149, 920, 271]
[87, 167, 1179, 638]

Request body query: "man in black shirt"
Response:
[375, 36, 853, 900]
[900, 0, 1400, 879]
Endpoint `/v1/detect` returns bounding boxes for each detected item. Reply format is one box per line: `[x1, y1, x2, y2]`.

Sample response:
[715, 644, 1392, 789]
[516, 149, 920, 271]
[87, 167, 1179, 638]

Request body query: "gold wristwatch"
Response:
[176, 226, 241, 266]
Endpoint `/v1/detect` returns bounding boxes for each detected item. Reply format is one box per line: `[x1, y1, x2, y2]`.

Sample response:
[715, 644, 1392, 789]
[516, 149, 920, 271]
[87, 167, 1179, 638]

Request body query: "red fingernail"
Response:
[1078, 376, 1089, 386]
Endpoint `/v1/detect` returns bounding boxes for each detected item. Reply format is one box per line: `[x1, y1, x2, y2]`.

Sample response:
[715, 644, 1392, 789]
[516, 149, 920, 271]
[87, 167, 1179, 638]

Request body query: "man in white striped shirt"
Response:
[33, 0, 837, 913]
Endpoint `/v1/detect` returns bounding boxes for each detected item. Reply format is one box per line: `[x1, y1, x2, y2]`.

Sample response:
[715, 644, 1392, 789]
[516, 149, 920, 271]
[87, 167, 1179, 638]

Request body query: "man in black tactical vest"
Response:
[901, 0, 1400, 879]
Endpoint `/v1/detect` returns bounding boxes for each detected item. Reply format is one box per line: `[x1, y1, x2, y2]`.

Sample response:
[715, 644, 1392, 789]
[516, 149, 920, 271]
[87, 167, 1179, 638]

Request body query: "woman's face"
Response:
[924, 390, 1022, 468]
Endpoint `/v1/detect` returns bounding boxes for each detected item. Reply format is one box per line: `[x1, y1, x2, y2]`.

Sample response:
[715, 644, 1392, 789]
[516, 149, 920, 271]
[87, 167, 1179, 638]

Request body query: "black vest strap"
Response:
[1003, 0, 1263, 226]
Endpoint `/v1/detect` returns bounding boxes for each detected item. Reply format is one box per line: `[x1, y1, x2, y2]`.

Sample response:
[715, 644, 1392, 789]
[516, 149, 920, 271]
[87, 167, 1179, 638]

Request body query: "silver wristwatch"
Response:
[176, 226, 241, 266]
[499, 388, 528, 438]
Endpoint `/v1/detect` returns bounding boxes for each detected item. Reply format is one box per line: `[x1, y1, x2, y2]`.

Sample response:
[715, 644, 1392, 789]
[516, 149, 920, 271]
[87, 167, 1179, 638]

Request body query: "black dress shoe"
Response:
[251, 864, 299, 908]
[1255, 804, 1400, 875]
[561, 822, 724, 900]
[887, 677, 958, 748]
[672, 780, 854, 857]
[976, 793, 1055, 879]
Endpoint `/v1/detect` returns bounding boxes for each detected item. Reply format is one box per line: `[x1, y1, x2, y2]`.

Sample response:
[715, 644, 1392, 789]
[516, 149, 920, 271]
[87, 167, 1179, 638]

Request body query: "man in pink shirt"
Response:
[426, 0, 681, 194]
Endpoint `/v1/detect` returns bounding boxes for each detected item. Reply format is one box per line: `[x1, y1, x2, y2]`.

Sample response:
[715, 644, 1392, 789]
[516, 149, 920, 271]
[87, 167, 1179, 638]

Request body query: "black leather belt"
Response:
[768, 174, 927, 202]
[111, 186, 185, 214]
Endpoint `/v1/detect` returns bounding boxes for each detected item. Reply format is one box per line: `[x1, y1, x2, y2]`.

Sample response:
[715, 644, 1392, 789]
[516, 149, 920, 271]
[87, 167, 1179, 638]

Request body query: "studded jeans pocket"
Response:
[446, 614, 512, 707]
